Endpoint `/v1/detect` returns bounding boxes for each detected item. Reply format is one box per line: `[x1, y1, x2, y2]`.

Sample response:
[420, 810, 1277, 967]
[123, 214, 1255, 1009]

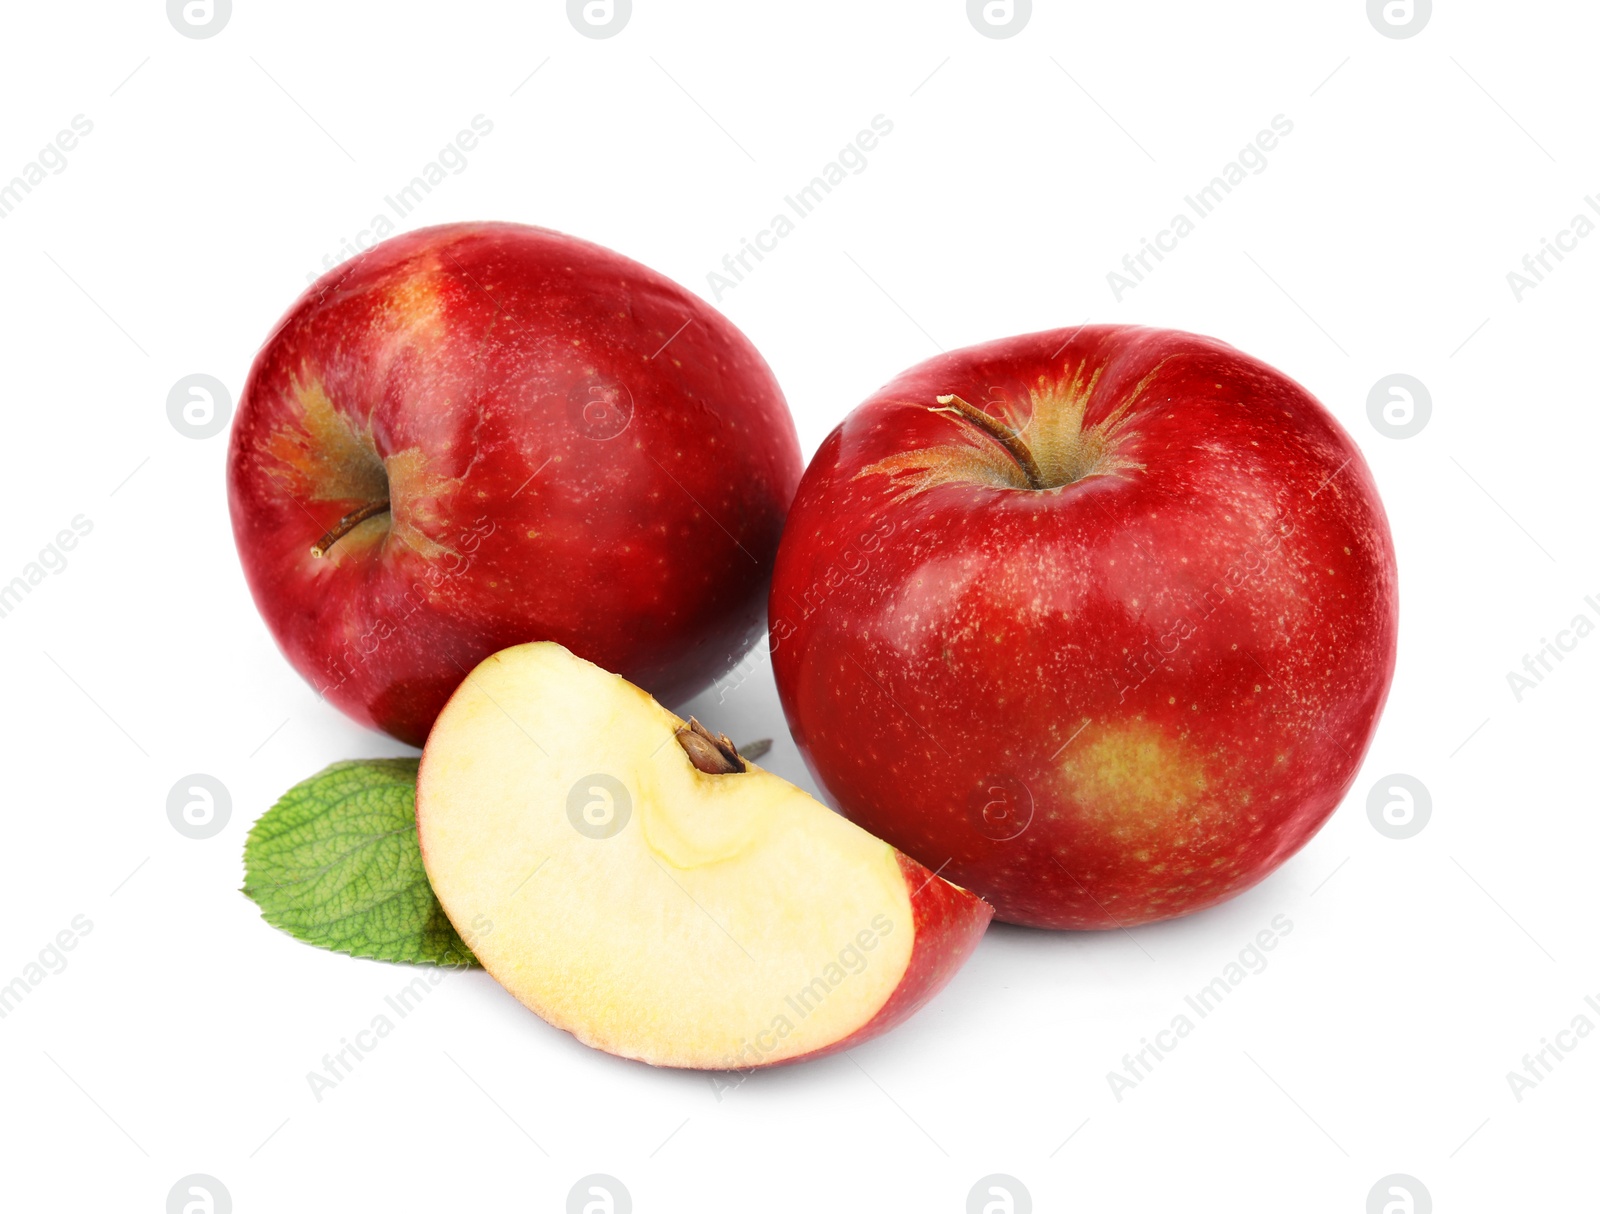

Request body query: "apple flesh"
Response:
[416, 642, 992, 1069]
[770, 325, 1398, 929]
[228, 222, 802, 747]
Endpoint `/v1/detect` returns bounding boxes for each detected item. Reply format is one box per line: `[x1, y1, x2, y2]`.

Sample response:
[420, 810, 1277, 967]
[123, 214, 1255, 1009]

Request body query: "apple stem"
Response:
[933, 394, 1045, 490]
[675, 717, 747, 775]
[310, 501, 391, 558]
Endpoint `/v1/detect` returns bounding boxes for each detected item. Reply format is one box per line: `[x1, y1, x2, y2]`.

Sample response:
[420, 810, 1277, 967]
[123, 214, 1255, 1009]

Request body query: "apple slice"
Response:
[417, 642, 992, 1069]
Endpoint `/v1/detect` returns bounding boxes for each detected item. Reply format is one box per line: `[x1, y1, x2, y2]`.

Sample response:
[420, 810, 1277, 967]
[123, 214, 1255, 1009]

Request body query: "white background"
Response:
[1, 1, 1594, 1210]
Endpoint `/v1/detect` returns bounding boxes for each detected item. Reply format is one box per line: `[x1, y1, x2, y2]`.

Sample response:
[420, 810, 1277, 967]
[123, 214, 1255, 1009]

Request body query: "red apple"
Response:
[770, 325, 1398, 929]
[229, 222, 801, 746]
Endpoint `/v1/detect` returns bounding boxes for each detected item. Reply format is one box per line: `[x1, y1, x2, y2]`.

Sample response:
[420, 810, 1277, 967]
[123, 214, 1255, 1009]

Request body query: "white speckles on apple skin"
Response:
[772, 325, 1398, 929]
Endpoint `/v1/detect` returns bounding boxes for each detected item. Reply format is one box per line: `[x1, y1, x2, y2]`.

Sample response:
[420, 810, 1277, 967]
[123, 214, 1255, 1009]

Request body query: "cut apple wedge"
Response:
[417, 641, 992, 1070]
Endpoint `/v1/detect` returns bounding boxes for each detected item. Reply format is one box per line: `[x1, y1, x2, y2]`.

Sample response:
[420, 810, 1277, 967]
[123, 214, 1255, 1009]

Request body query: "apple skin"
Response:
[769, 325, 1398, 929]
[228, 222, 802, 746]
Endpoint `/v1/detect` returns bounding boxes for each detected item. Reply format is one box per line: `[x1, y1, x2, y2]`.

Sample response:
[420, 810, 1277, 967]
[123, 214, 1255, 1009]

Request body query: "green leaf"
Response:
[243, 758, 478, 967]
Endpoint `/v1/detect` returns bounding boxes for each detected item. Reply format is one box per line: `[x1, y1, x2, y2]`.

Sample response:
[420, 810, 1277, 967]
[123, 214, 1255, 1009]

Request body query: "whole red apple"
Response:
[229, 222, 801, 747]
[770, 325, 1397, 929]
